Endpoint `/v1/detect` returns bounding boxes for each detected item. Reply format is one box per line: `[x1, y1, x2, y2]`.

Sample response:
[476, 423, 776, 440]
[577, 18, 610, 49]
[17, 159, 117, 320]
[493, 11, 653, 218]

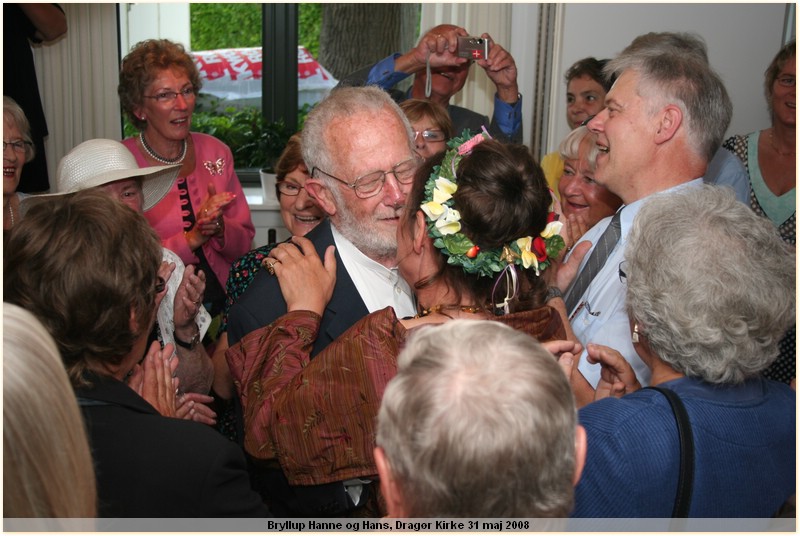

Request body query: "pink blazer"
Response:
[123, 133, 255, 287]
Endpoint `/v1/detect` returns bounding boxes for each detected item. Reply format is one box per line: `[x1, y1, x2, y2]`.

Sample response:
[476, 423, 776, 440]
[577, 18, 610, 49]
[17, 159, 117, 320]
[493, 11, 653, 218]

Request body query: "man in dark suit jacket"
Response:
[4, 190, 268, 519]
[76, 373, 268, 518]
[227, 86, 418, 516]
[230, 219, 368, 357]
[337, 23, 522, 143]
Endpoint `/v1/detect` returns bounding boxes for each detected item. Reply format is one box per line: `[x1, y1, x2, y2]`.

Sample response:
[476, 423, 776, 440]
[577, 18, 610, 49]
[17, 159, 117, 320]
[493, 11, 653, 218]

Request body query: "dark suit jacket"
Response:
[338, 63, 522, 144]
[76, 373, 268, 518]
[228, 220, 369, 353]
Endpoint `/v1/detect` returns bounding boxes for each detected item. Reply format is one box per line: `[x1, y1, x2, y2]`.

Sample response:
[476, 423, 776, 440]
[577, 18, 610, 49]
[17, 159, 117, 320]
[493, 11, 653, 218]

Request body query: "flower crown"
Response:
[420, 129, 565, 279]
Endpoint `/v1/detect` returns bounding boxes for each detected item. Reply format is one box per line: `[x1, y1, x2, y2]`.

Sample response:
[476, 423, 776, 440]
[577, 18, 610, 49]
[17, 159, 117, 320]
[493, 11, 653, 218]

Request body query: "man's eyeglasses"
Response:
[3, 140, 31, 153]
[414, 129, 446, 143]
[143, 87, 197, 103]
[276, 181, 307, 197]
[312, 157, 420, 199]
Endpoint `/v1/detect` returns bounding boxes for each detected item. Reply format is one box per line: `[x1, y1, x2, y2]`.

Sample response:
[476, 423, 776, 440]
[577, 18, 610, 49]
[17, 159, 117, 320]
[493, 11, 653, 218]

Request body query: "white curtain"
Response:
[419, 3, 513, 122]
[33, 3, 121, 186]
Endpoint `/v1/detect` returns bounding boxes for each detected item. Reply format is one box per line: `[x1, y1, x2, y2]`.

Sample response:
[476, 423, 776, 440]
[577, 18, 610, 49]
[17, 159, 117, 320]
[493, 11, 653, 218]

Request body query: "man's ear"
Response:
[573, 425, 588, 486]
[374, 446, 407, 518]
[129, 305, 139, 333]
[304, 178, 337, 217]
[654, 104, 683, 144]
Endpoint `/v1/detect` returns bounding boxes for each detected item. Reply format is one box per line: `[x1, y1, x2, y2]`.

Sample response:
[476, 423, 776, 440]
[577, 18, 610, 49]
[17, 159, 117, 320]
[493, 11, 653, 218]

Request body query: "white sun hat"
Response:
[23, 138, 180, 212]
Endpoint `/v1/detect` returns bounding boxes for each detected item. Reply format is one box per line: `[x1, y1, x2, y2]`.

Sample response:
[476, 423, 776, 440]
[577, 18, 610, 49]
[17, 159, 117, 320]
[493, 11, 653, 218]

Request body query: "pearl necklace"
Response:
[6, 200, 14, 227]
[139, 132, 187, 164]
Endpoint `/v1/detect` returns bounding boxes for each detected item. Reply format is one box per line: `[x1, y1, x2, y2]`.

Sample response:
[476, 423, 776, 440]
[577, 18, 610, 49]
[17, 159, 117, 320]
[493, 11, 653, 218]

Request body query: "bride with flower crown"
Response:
[226, 132, 585, 514]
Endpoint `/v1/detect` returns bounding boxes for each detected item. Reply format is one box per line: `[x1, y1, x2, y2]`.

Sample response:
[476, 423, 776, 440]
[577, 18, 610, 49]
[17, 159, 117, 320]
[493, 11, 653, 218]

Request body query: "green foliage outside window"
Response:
[190, 4, 261, 50]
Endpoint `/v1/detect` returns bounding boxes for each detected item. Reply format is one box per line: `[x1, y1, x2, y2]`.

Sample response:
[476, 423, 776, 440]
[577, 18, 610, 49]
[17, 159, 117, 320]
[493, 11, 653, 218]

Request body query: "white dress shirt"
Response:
[568, 179, 704, 387]
[331, 225, 416, 318]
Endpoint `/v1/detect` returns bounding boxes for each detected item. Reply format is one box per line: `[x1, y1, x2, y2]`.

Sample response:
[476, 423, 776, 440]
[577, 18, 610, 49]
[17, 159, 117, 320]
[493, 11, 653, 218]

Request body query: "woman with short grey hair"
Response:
[573, 185, 795, 517]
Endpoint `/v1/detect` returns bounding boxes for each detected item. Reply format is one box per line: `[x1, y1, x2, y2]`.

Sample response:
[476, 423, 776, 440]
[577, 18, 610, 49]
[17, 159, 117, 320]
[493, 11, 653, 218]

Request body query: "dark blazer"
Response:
[338, 64, 522, 144]
[76, 373, 268, 518]
[228, 220, 369, 354]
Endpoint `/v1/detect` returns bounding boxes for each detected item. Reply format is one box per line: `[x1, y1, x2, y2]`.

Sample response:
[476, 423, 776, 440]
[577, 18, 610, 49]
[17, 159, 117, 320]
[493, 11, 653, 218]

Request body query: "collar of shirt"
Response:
[330, 224, 416, 317]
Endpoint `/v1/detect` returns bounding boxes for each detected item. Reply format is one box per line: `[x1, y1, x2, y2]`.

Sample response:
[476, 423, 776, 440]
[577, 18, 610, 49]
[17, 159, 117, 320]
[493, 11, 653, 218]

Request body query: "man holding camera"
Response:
[339, 24, 522, 143]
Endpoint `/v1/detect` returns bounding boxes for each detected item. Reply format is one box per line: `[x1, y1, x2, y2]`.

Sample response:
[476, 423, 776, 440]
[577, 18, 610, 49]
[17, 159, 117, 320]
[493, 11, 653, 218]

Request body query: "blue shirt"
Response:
[367, 53, 522, 138]
[704, 147, 751, 205]
[574, 376, 796, 518]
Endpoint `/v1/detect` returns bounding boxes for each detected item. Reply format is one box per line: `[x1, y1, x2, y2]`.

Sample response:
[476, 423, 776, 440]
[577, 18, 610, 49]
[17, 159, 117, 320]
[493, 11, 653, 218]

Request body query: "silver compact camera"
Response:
[457, 36, 489, 60]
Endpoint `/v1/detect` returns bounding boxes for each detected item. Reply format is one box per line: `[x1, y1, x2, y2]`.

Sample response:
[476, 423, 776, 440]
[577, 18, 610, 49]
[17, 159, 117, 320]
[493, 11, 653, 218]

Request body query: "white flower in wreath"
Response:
[435, 207, 462, 236]
[433, 177, 457, 203]
[421, 200, 445, 220]
[540, 220, 564, 239]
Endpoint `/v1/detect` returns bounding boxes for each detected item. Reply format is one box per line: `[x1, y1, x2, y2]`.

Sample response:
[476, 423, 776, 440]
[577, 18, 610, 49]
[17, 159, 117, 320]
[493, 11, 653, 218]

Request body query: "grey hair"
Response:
[301, 86, 415, 184]
[558, 125, 599, 173]
[625, 185, 795, 384]
[3, 96, 35, 163]
[605, 32, 732, 162]
[3, 304, 97, 518]
[377, 319, 577, 518]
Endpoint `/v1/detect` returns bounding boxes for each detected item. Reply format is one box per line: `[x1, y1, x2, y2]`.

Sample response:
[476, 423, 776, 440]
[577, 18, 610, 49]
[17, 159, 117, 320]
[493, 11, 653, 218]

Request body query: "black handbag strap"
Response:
[645, 386, 695, 518]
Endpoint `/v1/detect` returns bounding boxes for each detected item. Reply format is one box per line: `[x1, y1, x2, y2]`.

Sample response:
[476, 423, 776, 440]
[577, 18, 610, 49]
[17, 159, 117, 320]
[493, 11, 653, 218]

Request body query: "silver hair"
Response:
[377, 319, 577, 517]
[604, 32, 732, 162]
[558, 125, 599, 173]
[625, 185, 796, 384]
[3, 96, 35, 163]
[301, 86, 415, 184]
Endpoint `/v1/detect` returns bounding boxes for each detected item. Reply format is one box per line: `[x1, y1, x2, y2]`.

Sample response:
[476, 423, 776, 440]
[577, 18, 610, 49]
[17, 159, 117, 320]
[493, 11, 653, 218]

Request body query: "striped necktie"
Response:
[564, 209, 623, 313]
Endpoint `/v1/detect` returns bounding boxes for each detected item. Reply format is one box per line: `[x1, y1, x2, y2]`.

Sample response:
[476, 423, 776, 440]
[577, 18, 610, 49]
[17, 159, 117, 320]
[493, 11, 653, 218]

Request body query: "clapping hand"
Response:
[173, 265, 206, 334]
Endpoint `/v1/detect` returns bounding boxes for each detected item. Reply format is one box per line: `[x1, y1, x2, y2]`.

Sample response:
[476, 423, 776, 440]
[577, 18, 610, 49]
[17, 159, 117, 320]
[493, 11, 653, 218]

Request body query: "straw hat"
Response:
[22, 139, 180, 212]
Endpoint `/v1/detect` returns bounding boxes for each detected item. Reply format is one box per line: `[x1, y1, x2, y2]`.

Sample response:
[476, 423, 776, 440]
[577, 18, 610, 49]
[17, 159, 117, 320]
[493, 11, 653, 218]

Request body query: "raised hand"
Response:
[587, 343, 642, 401]
[173, 265, 206, 335]
[475, 33, 519, 103]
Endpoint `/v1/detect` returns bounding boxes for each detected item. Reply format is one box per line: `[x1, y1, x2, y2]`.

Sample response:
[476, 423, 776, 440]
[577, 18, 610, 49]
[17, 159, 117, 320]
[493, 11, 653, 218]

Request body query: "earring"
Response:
[631, 323, 640, 344]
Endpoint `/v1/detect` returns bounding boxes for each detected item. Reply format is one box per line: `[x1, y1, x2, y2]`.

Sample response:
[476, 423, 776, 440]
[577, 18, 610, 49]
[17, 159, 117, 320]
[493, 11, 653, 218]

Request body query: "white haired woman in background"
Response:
[572, 185, 795, 517]
[3, 96, 35, 239]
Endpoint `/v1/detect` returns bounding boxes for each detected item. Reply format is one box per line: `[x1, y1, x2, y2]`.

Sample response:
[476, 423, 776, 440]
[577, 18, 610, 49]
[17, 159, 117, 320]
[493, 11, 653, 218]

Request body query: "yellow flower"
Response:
[516, 237, 539, 272]
[433, 177, 457, 203]
[436, 207, 462, 235]
[541, 221, 564, 239]
[421, 201, 445, 220]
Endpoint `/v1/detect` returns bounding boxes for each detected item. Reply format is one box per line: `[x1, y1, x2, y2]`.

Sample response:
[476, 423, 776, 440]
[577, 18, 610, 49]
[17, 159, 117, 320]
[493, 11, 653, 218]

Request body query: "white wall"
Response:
[118, 3, 190, 55]
[546, 3, 789, 155]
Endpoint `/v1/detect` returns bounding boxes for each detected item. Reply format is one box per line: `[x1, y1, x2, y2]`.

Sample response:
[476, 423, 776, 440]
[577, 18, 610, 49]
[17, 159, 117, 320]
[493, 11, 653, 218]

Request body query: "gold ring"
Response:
[263, 259, 276, 276]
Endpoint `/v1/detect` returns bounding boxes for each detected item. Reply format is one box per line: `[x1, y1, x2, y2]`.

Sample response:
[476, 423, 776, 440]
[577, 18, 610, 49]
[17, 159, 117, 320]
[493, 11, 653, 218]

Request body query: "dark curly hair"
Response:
[564, 57, 614, 92]
[402, 140, 551, 314]
[118, 39, 202, 131]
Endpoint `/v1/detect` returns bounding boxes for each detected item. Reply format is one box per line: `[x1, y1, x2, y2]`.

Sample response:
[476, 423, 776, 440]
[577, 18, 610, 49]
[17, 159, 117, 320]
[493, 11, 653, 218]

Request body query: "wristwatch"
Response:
[173, 330, 200, 350]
